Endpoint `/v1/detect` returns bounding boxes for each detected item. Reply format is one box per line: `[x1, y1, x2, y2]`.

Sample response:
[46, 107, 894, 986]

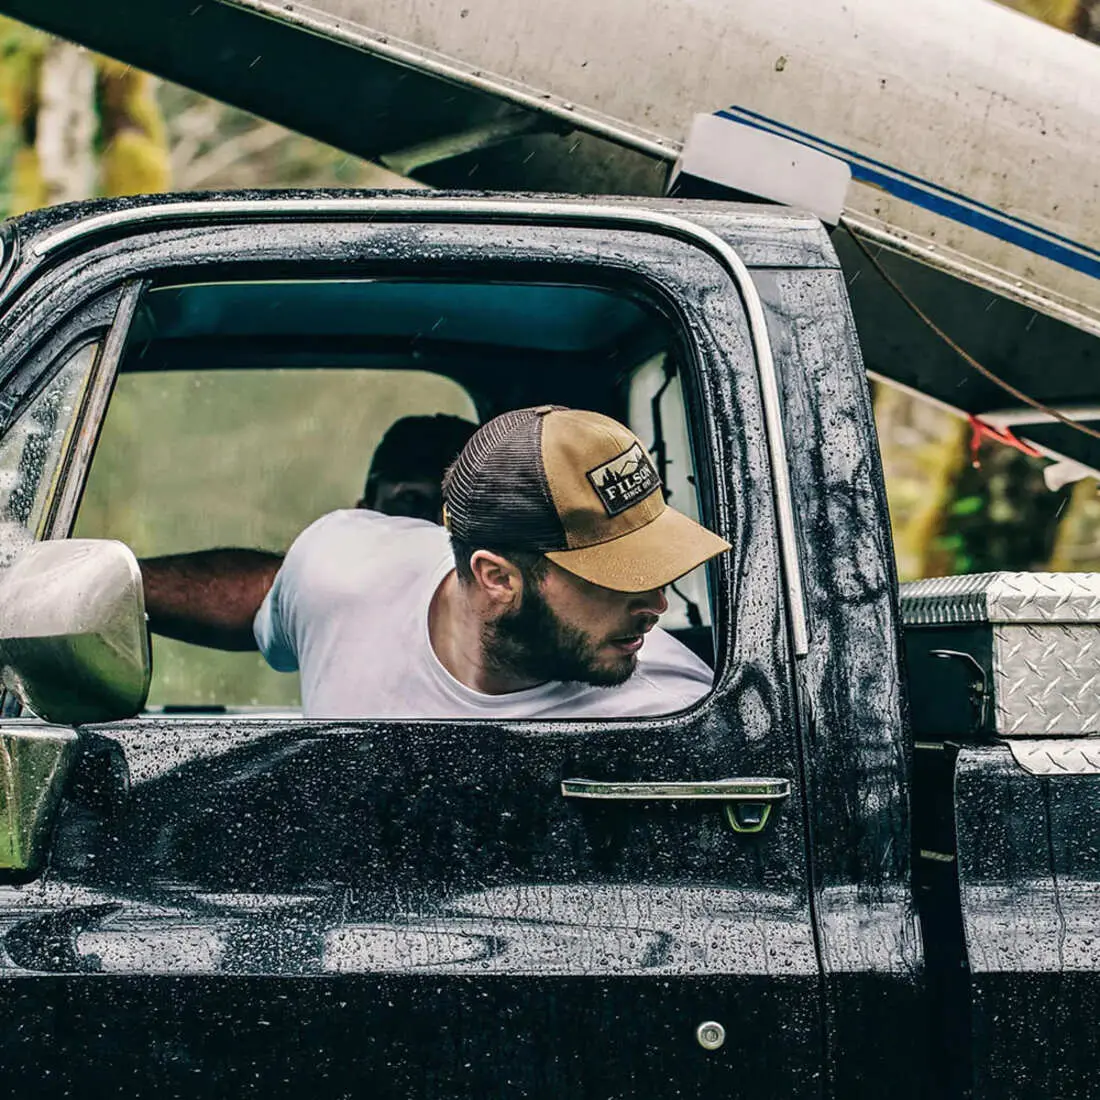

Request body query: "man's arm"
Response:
[139, 549, 283, 651]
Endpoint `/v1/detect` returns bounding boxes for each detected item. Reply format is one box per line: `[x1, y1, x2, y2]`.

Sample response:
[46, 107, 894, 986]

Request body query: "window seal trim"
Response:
[44, 280, 145, 539]
[29, 198, 809, 655]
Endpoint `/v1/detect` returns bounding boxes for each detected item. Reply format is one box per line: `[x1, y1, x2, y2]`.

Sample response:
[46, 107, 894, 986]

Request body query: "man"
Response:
[141, 412, 475, 648]
[252, 406, 730, 718]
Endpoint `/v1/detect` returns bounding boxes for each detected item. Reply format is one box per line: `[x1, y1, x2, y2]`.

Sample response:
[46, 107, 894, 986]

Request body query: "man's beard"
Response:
[483, 583, 637, 689]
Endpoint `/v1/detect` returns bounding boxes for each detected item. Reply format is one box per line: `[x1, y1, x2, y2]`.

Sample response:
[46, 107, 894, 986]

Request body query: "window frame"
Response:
[0, 204, 800, 731]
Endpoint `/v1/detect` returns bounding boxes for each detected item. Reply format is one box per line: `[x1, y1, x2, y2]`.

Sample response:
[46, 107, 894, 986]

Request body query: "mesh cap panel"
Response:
[442, 407, 567, 549]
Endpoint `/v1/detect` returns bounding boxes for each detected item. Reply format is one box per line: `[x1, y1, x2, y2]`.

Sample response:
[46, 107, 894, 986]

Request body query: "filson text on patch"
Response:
[587, 442, 660, 516]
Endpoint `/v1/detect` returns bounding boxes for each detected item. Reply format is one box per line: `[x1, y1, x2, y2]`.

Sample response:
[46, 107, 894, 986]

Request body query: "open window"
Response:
[74, 276, 718, 715]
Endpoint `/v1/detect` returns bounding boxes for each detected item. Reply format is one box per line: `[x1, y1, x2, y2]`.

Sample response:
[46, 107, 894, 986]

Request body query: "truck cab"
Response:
[0, 192, 1092, 1098]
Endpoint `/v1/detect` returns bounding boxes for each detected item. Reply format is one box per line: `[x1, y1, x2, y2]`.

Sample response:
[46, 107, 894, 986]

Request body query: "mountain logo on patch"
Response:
[587, 442, 660, 516]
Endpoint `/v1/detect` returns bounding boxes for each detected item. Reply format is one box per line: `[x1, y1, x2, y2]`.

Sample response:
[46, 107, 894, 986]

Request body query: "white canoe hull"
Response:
[296, 0, 1098, 335]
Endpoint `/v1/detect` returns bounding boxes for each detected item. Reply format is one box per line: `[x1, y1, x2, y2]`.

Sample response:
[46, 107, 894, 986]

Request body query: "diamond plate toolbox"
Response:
[900, 572, 1100, 738]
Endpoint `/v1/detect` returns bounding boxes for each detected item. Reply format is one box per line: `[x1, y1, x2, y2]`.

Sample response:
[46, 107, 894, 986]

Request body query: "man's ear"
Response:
[469, 550, 524, 608]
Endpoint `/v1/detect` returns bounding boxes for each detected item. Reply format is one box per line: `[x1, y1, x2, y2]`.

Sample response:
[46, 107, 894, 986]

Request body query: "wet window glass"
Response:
[0, 341, 97, 567]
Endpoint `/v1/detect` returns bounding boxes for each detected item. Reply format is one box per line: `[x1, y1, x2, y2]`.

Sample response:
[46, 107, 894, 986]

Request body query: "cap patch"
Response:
[586, 442, 660, 517]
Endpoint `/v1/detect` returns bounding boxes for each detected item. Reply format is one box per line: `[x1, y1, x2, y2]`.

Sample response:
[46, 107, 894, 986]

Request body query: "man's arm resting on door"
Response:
[139, 549, 283, 651]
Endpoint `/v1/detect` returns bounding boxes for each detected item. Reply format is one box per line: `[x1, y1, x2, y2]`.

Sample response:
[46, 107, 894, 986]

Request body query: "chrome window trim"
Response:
[31, 198, 809, 655]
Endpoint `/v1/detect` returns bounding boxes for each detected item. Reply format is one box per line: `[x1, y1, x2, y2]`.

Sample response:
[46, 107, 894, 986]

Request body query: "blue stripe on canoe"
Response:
[714, 106, 1100, 282]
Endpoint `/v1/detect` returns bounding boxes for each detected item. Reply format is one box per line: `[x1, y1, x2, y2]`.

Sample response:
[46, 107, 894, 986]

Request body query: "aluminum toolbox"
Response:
[900, 572, 1100, 738]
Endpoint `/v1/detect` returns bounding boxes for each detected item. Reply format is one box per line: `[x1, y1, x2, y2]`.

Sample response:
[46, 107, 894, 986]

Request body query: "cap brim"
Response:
[544, 507, 731, 593]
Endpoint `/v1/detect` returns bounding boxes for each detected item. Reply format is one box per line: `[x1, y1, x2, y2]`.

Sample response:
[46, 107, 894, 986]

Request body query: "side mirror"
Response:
[0, 539, 150, 725]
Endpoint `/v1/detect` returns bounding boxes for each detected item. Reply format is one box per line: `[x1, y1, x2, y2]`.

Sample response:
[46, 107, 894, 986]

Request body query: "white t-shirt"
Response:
[254, 510, 713, 719]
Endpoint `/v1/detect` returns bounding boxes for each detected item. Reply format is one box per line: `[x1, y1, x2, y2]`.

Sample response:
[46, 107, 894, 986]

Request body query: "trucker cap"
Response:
[442, 406, 731, 592]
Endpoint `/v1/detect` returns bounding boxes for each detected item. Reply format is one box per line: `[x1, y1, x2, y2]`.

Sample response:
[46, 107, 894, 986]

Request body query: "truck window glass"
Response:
[0, 341, 97, 567]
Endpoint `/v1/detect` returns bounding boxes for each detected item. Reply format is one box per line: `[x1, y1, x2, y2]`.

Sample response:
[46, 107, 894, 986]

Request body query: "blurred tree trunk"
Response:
[1002, 0, 1100, 38]
[36, 40, 96, 205]
[873, 387, 967, 581]
[0, 18, 47, 213]
[1049, 480, 1100, 570]
[0, 22, 169, 214]
[1077, 0, 1100, 40]
[1003, 0, 1082, 28]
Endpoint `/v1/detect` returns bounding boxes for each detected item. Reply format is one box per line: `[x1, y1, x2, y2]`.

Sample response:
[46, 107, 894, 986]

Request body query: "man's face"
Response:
[369, 478, 443, 523]
[485, 560, 668, 687]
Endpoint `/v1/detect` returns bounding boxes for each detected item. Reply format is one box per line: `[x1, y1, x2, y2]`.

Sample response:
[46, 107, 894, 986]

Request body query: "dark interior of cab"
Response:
[76, 276, 718, 713]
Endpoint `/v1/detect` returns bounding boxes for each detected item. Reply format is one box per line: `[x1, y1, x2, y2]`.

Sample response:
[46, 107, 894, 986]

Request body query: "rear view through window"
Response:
[75, 278, 723, 718]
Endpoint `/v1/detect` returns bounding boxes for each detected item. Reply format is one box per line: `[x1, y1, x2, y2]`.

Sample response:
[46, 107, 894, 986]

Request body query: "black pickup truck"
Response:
[0, 191, 1094, 1100]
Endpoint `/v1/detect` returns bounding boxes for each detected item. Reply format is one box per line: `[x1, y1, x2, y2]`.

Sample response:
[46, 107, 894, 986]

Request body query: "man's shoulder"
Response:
[637, 627, 714, 682]
[290, 509, 449, 560]
[297, 507, 443, 539]
[282, 510, 451, 602]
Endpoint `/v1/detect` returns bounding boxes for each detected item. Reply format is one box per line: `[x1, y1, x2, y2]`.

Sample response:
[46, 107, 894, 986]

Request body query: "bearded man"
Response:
[254, 406, 729, 717]
[142, 407, 729, 718]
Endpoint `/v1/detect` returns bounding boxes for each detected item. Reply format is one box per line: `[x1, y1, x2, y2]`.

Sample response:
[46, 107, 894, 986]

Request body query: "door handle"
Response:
[560, 777, 790, 834]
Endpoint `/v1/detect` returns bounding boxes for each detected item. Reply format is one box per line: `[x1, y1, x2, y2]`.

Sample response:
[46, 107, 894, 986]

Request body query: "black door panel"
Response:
[0, 975, 821, 1098]
[755, 267, 924, 1097]
[0, 717, 820, 1097]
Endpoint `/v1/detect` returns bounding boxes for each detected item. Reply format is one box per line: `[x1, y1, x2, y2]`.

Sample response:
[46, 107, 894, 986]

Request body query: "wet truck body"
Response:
[0, 192, 1092, 1100]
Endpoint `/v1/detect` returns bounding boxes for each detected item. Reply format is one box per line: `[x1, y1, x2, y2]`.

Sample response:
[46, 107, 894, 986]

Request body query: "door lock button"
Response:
[696, 1021, 726, 1051]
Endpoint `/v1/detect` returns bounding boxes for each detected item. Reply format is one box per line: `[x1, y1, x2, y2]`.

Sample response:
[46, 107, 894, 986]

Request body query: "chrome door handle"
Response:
[560, 777, 790, 834]
[561, 777, 790, 801]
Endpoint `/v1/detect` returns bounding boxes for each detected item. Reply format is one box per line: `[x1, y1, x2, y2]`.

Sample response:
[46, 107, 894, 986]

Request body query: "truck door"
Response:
[0, 200, 823, 1098]
[752, 264, 927, 1098]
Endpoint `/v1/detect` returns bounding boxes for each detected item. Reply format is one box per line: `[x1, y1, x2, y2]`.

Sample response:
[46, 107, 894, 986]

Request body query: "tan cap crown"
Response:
[442, 406, 730, 593]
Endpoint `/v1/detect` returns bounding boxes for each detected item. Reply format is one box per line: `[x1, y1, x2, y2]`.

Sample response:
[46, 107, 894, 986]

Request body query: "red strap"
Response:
[967, 414, 1042, 468]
